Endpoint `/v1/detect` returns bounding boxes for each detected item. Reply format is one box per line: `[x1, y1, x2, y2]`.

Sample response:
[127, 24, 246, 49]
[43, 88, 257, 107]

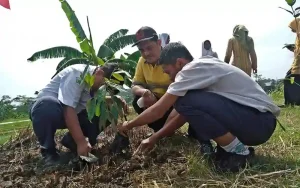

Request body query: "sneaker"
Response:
[200, 141, 214, 156]
[109, 133, 130, 155]
[214, 146, 255, 173]
[40, 149, 61, 166]
[213, 145, 228, 161]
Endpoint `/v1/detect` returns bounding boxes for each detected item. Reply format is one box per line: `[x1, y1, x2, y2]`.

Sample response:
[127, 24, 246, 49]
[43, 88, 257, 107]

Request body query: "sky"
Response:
[0, 0, 298, 98]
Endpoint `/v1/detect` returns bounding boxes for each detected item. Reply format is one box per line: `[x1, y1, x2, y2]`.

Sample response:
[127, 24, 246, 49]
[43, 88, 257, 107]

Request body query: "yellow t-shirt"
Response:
[292, 36, 300, 74]
[132, 57, 172, 98]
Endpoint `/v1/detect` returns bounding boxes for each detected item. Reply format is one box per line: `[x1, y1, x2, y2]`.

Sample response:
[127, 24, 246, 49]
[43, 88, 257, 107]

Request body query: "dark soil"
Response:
[0, 125, 189, 188]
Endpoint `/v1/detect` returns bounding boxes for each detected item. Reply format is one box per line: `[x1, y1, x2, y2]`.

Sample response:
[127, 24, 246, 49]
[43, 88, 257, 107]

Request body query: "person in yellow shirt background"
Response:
[130, 26, 173, 132]
[129, 26, 214, 155]
[224, 25, 258, 77]
[282, 18, 300, 106]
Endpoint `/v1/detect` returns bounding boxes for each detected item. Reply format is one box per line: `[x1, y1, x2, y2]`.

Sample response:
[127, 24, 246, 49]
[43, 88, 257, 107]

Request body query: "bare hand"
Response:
[77, 139, 92, 156]
[142, 90, 157, 108]
[117, 121, 130, 137]
[133, 136, 158, 156]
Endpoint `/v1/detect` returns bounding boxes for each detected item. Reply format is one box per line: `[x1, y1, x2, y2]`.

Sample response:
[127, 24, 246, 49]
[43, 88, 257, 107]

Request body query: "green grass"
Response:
[0, 121, 31, 144]
[0, 117, 29, 123]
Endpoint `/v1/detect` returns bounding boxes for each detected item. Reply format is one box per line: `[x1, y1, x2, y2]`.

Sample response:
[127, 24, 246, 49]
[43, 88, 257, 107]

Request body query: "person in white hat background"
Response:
[159, 33, 170, 48]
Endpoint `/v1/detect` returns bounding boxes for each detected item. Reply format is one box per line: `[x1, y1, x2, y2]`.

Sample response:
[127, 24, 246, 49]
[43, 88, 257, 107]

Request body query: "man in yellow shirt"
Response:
[131, 26, 173, 132]
[129, 27, 214, 155]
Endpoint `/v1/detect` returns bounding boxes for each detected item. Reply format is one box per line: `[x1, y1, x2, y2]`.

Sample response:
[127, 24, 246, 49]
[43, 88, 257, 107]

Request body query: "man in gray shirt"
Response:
[118, 42, 280, 173]
[29, 63, 127, 166]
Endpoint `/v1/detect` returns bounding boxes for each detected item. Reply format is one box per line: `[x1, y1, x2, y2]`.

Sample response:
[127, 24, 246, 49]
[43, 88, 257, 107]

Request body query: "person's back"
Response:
[224, 25, 257, 76]
[37, 64, 96, 113]
[171, 57, 279, 116]
[226, 37, 252, 73]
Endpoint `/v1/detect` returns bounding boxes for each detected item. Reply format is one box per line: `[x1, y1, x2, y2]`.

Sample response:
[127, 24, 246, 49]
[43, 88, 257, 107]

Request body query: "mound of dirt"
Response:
[0, 126, 188, 187]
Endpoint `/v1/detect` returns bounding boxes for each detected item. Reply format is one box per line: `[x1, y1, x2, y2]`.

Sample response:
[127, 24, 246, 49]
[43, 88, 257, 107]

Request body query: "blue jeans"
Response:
[29, 96, 100, 155]
[174, 90, 276, 146]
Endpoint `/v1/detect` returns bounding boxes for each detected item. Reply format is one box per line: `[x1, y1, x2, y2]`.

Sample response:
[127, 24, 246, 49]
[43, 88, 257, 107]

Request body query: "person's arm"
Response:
[63, 106, 86, 144]
[224, 39, 233, 63]
[124, 63, 220, 131]
[126, 93, 178, 129]
[152, 112, 186, 139]
[249, 38, 257, 72]
[58, 71, 86, 145]
[131, 58, 147, 96]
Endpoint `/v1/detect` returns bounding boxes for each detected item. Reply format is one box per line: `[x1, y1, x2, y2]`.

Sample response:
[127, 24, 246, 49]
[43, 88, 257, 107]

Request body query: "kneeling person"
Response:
[131, 26, 173, 132]
[130, 27, 213, 154]
[29, 63, 127, 166]
[119, 42, 280, 172]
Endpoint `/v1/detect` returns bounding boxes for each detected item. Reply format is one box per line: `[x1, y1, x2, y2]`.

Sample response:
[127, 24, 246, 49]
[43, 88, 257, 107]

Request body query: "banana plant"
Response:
[27, 9, 137, 79]
[28, 0, 137, 131]
[109, 50, 141, 87]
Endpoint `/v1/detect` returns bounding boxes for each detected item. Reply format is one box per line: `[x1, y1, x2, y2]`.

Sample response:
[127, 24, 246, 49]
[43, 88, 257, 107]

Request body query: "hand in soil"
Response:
[117, 121, 130, 137]
[77, 139, 92, 156]
[133, 136, 158, 156]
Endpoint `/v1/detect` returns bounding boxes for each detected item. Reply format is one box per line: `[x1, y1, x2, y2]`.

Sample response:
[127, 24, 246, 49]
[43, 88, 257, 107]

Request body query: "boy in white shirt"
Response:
[29, 63, 128, 166]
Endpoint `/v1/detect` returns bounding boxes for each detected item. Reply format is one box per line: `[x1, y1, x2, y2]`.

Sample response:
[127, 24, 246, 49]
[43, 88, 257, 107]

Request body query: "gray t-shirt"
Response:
[167, 57, 281, 117]
[37, 64, 97, 113]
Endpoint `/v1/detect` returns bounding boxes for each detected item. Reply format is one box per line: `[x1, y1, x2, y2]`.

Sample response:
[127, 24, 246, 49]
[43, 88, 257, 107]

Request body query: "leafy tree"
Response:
[0, 95, 33, 121]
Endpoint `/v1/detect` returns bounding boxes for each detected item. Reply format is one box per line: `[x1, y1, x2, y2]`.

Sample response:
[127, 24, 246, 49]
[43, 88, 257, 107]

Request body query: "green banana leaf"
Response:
[51, 58, 90, 78]
[103, 29, 129, 45]
[106, 34, 136, 53]
[126, 50, 141, 62]
[27, 46, 82, 62]
[97, 29, 135, 60]
[56, 57, 71, 71]
[59, 0, 94, 56]
[97, 44, 114, 60]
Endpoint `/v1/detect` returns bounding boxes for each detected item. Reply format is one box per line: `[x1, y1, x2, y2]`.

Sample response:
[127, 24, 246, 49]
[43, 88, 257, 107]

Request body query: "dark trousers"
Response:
[29, 96, 101, 156]
[284, 70, 300, 106]
[174, 90, 277, 146]
[132, 95, 173, 132]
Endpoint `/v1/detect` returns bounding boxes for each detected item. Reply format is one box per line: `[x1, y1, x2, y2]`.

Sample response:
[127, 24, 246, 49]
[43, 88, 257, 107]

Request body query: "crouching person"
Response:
[130, 26, 173, 133]
[29, 63, 127, 166]
[118, 42, 280, 173]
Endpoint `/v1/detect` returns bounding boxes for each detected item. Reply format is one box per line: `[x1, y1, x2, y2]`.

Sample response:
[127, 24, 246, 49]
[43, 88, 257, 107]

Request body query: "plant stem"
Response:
[87, 16, 94, 49]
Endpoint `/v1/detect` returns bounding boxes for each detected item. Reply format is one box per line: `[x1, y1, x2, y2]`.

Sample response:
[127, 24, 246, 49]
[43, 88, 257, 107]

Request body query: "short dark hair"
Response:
[158, 42, 194, 65]
[100, 62, 119, 79]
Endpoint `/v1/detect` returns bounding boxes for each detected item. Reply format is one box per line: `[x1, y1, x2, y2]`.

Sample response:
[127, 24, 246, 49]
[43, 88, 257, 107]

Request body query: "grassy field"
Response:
[0, 120, 31, 145]
[0, 90, 300, 187]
